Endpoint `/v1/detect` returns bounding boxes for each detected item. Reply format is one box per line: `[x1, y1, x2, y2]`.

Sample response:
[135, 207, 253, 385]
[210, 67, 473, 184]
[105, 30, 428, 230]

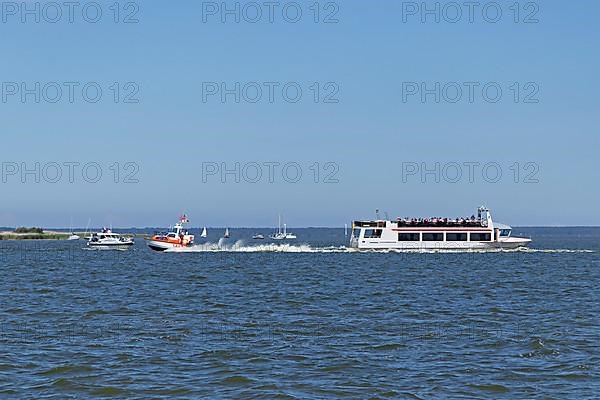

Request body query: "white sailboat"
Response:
[283, 224, 296, 239]
[68, 233, 80, 241]
[224, 228, 230, 238]
[201, 227, 208, 238]
[67, 218, 80, 241]
[270, 215, 296, 240]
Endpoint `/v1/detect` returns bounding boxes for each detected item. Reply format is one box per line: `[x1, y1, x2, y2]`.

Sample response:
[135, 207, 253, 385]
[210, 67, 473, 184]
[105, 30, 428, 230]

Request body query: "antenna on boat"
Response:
[375, 209, 381, 219]
[344, 223, 348, 236]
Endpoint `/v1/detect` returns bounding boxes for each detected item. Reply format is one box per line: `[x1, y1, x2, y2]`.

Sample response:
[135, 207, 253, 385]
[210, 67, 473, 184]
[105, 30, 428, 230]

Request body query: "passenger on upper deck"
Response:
[395, 215, 484, 227]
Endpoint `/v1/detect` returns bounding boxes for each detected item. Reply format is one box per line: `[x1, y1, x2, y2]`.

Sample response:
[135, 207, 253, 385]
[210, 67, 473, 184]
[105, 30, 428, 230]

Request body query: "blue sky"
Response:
[0, 0, 598, 227]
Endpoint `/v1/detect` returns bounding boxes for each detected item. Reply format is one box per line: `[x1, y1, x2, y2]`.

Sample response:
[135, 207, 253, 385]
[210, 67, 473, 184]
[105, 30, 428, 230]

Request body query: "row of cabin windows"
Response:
[397, 232, 491, 242]
[364, 229, 383, 238]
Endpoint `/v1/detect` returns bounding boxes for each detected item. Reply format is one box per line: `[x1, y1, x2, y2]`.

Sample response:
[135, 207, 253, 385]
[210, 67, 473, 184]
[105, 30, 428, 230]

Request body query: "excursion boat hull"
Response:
[350, 237, 531, 251]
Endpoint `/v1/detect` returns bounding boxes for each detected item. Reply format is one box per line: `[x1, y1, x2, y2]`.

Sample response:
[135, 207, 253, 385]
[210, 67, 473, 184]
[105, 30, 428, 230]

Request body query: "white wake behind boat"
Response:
[350, 206, 531, 251]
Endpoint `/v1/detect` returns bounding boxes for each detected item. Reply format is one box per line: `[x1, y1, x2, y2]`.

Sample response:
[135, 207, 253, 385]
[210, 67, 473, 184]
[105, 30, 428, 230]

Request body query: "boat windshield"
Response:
[499, 229, 512, 237]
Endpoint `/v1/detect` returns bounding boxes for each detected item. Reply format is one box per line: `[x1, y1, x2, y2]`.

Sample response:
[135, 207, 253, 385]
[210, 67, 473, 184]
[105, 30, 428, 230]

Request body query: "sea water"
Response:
[0, 227, 599, 398]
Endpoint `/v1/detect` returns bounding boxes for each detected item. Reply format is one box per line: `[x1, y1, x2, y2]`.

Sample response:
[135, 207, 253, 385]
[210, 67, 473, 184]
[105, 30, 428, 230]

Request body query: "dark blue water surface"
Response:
[1, 228, 599, 399]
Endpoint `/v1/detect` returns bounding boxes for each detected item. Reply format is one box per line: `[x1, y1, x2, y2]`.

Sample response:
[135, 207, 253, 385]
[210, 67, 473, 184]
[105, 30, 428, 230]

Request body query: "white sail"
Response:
[224, 228, 230, 238]
[201, 227, 207, 238]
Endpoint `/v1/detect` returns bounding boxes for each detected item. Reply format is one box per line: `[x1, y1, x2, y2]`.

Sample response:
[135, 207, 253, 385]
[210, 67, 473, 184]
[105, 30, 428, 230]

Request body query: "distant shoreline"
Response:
[0, 231, 147, 241]
[0, 231, 72, 241]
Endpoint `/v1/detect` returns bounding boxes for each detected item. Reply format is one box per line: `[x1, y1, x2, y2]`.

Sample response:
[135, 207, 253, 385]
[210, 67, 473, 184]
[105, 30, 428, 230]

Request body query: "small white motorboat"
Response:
[87, 228, 134, 248]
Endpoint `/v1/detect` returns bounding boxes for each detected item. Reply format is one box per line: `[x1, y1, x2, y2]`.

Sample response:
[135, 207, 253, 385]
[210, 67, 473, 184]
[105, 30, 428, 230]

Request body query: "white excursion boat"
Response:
[87, 228, 134, 248]
[145, 215, 195, 252]
[350, 207, 531, 250]
[270, 215, 296, 240]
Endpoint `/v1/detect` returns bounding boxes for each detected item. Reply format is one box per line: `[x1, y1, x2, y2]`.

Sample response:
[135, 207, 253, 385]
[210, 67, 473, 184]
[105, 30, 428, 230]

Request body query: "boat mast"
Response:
[84, 218, 91, 238]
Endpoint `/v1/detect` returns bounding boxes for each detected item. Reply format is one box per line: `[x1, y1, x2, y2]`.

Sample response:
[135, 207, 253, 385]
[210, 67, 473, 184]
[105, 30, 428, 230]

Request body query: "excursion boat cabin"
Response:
[350, 207, 529, 250]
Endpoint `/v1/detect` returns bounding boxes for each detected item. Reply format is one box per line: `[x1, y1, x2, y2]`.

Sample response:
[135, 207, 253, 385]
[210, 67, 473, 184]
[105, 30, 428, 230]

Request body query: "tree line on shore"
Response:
[14, 227, 45, 234]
